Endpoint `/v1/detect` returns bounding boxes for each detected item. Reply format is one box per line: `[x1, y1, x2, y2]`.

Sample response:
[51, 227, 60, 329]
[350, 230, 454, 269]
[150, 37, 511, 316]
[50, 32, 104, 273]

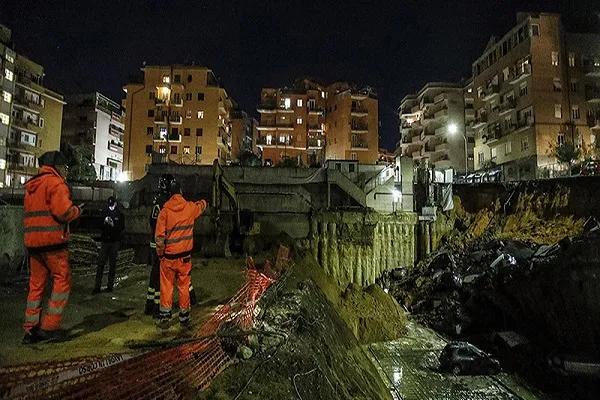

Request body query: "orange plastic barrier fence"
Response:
[0, 261, 278, 400]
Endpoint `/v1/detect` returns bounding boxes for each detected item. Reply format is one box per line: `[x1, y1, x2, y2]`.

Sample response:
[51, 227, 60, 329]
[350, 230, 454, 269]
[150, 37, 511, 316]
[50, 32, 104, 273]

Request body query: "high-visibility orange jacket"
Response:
[154, 194, 207, 258]
[24, 166, 81, 251]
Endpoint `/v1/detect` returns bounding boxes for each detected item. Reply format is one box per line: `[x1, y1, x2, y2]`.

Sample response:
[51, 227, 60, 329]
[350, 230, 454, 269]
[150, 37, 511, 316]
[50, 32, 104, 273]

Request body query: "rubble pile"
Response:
[69, 234, 135, 274]
[199, 252, 395, 400]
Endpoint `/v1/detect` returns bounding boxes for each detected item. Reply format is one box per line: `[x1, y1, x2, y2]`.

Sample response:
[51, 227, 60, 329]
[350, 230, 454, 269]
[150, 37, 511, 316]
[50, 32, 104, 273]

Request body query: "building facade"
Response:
[325, 83, 379, 163]
[471, 12, 600, 180]
[398, 82, 473, 173]
[230, 109, 258, 161]
[6, 52, 64, 187]
[0, 24, 16, 187]
[256, 79, 379, 166]
[122, 65, 232, 181]
[62, 93, 125, 181]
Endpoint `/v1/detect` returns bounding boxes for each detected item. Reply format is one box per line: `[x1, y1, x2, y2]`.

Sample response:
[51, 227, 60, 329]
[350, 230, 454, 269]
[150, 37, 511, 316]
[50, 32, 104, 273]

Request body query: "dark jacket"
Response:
[100, 207, 125, 242]
[149, 191, 169, 247]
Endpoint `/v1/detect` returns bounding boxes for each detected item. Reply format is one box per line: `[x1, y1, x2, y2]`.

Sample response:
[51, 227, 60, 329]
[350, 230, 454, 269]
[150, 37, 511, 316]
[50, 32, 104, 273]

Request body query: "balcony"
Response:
[155, 97, 167, 107]
[218, 101, 227, 114]
[8, 138, 36, 151]
[256, 136, 294, 147]
[109, 125, 124, 138]
[434, 126, 447, 136]
[351, 140, 369, 149]
[515, 116, 535, 130]
[217, 134, 230, 148]
[482, 130, 499, 144]
[509, 64, 532, 84]
[350, 106, 368, 117]
[308, 124, 324, 133]
[482, 85, 500, 101]
[465, 108, 476, 119]
[153, 134, 181, 143]
[13, 96, 43, 111]
[108, 142, 123, 154]
[584, 64, 600, 77]
[422, 112, 435, 123]
[401, 121, 413, 130]
[111, 112, 122, 123]
[308, 107, 324, 115]
[307, 136, 325, 148]
[434, 108, 449, 120]
[411, 133, 423, 144]
[171, 98, 183, 107]
[435, 142, 450, 152]
[587, 115, 600, 129]
[420, 130, 435, 142]
[257, 122, 294, 131]
[170, 82, 185, 90]
[257, 100, 277, 113]
[586, 87, 600, 103]
[154, 115, 167, 125]
[499, 98, 517, 114]
[12, 117, 39, 131]
[169, 115, 183, 125]
[433, 93, 448, 104]
[156, 82, 171, 90]
[471, 114, 488, 129]
[350, 122, 368, 133]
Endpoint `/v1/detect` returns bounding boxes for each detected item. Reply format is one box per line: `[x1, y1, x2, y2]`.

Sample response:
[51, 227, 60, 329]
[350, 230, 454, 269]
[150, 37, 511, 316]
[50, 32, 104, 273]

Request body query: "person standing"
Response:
[145, 174, 198, 317]
[22, 151, 81, 344]
[93, 196, 125, 293]
[154, 179, 207, 329]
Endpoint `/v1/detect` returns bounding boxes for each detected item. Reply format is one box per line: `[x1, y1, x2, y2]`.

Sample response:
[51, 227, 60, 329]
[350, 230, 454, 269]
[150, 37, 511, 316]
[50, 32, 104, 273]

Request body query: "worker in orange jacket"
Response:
[22, 151, 81, 344]
[154, 179, 207, 329]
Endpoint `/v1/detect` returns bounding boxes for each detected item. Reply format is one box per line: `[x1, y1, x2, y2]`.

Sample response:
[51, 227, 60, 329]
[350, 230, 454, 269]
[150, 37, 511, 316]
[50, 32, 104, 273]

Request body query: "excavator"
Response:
[204, 159, 259, 257]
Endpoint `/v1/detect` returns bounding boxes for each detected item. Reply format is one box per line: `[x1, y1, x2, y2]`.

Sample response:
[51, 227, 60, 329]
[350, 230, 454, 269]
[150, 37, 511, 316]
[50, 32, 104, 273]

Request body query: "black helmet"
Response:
[158, 174, 175, 193]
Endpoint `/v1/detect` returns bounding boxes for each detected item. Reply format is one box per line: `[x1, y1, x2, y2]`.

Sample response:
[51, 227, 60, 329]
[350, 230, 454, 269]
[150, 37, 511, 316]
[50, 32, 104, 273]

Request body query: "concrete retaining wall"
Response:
[310, 212, 418, 287]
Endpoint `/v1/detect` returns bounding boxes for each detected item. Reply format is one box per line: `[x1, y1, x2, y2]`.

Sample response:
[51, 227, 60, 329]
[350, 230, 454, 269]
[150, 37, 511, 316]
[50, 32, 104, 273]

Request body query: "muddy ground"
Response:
[0, 254, 248, 365]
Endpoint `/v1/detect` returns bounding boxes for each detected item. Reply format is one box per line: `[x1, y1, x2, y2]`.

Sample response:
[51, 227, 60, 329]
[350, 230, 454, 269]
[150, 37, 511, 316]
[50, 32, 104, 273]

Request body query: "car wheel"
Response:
[452, 365, 461, 375]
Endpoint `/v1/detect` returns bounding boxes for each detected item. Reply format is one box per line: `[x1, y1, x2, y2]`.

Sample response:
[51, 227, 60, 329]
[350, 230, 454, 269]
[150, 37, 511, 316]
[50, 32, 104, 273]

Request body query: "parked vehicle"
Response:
[580, 161, 600, 176]
[439, 341, 501, 375]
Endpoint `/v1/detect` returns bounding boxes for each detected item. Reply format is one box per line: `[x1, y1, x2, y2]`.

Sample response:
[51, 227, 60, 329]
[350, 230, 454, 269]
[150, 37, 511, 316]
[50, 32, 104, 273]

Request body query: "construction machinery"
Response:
[205, 160, 259, 257]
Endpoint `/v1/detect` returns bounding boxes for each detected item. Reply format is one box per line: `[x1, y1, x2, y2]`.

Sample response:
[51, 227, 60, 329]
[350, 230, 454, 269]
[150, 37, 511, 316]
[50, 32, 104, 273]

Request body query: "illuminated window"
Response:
[159, 145, 166, 154]
[195, 146, 202, 154]
[531, 24, 540, 36]
[4, 69, 13, 81]
[478, 152, 484, 164]
[39, 118, 44, 128]
[284, 98, 291, 109]
[554, 104, 562, 118]
[186, 110, 192, 118]
[279, 135, 286, 143]
[197, 111, 204, 119]
[0, 112, 9, 125]
[160, 128, 167, 139]
[551, 52, 559, 66]
[5, 54, 14, 63]
[553, 78, 562, 92]
[321, 91, 325, 99]
[297, 99, 303, 107]
[505, 141, 512, 155]
[558, 133, 565, 146]
[162, 75, 170, 83]
[572, 105, 580, 120]
[183, 146, 190, 155]
[351, 153, 357, 160]
[266, 135, 272, 145]
[296, 118, 303, 125]
[3, 91, 11, 103]
[570, 80, 578, 92]
[491, 147, 497, 159]
[569, 53, 576, 67]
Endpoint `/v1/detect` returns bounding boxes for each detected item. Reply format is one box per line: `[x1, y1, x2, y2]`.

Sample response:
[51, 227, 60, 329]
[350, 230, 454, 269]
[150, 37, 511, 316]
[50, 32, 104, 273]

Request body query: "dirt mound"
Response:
[199, 262, 393, 400]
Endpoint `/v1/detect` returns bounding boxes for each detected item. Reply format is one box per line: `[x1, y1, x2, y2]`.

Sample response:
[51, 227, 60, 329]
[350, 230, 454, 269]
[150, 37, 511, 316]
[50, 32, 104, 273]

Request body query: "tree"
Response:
[62, 143, 97, 182]
[551, 137, 581, 176]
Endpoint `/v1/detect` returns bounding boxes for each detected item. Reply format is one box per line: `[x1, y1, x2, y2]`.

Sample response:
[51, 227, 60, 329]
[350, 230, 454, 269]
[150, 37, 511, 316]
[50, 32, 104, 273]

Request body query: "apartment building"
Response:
[398, 82, 472, 173]
[256, 79, 379, 166]
[230, 109, 258, 160]
[325, 83, 378, 163]
[62, 93, 125, 181]
[471, 12, 600, 180]
[122, 65, 232, 181]
[7, 54, 64, 187]
[0, 24, 16, 187]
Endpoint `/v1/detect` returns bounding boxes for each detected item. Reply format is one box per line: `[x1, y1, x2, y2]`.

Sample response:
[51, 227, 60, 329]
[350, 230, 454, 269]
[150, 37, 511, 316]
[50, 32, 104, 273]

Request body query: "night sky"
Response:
[2, 0, 599, 151]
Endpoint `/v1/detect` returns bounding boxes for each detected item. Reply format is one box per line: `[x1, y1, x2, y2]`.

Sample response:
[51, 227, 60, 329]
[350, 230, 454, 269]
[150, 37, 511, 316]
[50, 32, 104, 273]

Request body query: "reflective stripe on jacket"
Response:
[24, 166, 80, 250]
[155, 194, 207, 257]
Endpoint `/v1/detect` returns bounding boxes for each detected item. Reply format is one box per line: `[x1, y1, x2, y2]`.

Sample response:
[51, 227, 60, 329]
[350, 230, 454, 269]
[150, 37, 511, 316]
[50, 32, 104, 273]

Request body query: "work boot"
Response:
[157, 318, 171, 330]
[189, 288, 198, 307]
[22, 326, 42, 344]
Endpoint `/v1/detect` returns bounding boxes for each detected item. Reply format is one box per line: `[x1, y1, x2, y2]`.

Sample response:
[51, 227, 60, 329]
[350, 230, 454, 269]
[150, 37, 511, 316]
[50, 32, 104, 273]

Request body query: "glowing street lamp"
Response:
[448, 122, 468, 176]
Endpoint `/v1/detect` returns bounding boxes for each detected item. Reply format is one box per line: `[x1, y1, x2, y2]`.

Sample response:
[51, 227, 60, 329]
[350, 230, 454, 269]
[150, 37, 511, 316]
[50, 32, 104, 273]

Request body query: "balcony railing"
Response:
[171, 98, 183, 107]
[434, 108, 449, 120]
[584, 64, 600, 77]
[351, 123, 368, 132]
[499, 98, 517, 113]
[471, 114, 488, 128]
[109, 125, 124, 138]
[256, 136, 295, 146]
[351, 140, 369, 149]
[351, 106, 368, 115]
[12, 117, 39, 130]
[14, 95, 43, 110]
[8, 139, 36, 150]
[509, 64, 532, 84]
[169, 115, 183, 125]
[587, 115, 600, 128]
[108, 142, 123, 154]
[308, 124, 323, 132]
[482, 85, 500, 100]
[154, 115, 167, 124]
[308, 107, 324, 115]
[308, 136, 325, 148]
[155, 97, 167, 106]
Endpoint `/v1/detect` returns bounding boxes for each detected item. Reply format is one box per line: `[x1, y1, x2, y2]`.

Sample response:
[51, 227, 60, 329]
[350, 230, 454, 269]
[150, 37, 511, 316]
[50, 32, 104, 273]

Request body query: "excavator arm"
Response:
[212, 159, 241, 235]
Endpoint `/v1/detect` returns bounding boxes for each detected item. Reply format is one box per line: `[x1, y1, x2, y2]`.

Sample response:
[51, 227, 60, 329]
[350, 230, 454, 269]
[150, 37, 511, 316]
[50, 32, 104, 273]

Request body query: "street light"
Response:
[448, 123, 468, 176]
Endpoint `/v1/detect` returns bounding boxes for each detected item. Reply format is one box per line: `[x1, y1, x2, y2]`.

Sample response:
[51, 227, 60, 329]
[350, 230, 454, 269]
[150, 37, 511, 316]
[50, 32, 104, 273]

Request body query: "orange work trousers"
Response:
[159, 256, 192, 317]
[24, 249, 72, 332]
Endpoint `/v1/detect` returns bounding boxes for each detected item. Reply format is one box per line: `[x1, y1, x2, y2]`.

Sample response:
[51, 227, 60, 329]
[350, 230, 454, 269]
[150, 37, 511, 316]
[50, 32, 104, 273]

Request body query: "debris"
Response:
[237, 345, 253, 360]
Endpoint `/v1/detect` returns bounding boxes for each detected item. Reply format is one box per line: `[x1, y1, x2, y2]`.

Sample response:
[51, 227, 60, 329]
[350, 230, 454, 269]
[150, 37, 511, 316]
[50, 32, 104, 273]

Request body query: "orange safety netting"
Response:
[0, 256, 280, 400]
